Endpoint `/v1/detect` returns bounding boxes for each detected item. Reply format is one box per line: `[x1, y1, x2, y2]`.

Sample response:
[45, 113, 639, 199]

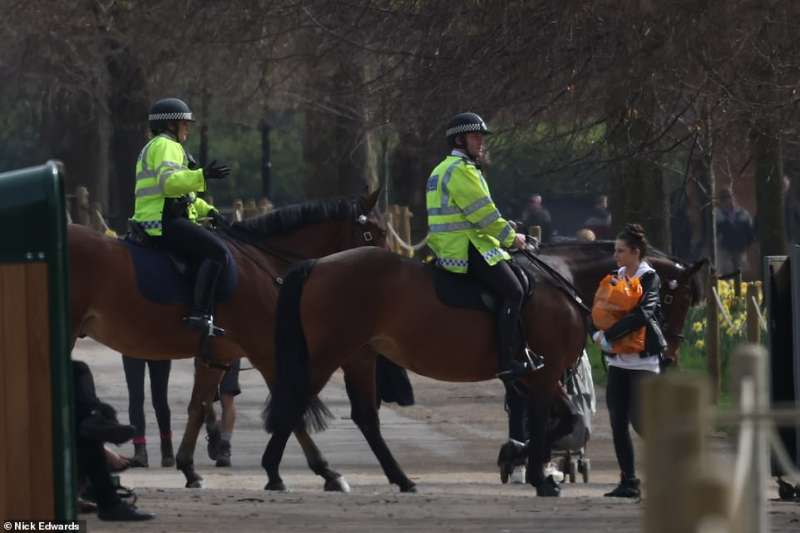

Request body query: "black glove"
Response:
[186, 152, 200, 170]
[209, 209, 228, 228]
[203, 160, 231, 180]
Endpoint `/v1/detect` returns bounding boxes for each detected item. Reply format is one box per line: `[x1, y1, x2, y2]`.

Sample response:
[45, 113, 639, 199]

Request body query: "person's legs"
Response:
[216, 359, 241, 467]
[72, 361, 152, 521]
[467, 245, 535, 379]
[121, 356, 148, 467]
[161, 216, 229, 331]
[605, 366, 640, 498]
[147, 359, 174, 467]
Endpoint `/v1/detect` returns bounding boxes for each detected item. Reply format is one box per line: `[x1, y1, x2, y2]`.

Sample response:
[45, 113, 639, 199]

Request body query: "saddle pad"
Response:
[428, 259, 533, 313]
[121, 238, 238, 306]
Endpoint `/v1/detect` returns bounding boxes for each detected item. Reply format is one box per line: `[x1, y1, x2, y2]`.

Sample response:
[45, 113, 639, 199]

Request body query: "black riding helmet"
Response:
[148, 98, 195, 135]
[446, 112, 491, 148]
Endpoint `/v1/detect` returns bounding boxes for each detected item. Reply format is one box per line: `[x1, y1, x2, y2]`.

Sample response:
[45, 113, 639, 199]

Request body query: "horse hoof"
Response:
[185, 478, 204, 489]
[265, 480, 287, 492]
[399, 483, 417, 493]
[324, 476, 351, 493]
[535, 476, 561, 497]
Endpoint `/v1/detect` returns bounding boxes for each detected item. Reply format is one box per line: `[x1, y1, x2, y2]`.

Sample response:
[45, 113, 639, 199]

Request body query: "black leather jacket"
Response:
[602, 269, 668, 357]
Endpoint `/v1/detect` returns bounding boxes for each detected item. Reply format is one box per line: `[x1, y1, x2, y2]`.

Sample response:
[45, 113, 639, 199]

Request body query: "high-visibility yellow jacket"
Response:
[425, 151, 515, 273]
[131, 133, 214, 235]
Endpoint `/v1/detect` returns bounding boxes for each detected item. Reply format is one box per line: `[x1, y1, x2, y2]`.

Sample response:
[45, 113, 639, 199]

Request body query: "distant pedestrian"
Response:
[583, 195, 612, 239]
[715, 187, 755, 276]
[520, 194, 553, 243]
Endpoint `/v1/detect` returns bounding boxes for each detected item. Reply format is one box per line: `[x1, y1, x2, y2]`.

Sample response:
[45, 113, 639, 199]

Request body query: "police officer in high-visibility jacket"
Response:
[131, 98, 231, 336]
[426, 112, 544, 381]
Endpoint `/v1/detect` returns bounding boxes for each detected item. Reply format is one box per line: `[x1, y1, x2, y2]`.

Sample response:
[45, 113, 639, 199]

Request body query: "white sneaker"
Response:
[509, 465, 526, 484]
[544, 461, 565, 483]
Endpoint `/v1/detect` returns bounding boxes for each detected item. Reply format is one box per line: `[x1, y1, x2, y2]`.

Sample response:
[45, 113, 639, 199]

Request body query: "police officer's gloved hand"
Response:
[186, 152, 200, 170]
[210, 209, 227, 228]
[203, 160, 231, 180]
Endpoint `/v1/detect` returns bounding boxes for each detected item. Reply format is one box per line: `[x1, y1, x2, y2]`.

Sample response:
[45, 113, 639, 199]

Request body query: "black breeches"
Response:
[467, 244, 524, 362]
[122, 356, 172, 438]
[161, 216, 228, 266]
[605, 366, 649, 479]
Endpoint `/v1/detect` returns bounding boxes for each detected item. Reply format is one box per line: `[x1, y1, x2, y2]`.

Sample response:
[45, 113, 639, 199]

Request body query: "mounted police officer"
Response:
[131, 97, 231, 336]
[426, 112, 544, 381]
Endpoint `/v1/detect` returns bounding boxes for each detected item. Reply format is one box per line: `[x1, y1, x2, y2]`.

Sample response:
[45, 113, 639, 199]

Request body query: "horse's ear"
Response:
[359, 187, 382, 212]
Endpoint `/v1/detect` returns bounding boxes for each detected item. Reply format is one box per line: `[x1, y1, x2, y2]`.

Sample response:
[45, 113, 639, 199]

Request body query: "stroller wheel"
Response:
[568, 458, 578, 483]
[579, 458, 590, 483]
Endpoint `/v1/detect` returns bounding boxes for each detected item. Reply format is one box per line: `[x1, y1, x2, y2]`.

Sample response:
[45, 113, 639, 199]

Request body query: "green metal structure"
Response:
[0, 160, 75, 519]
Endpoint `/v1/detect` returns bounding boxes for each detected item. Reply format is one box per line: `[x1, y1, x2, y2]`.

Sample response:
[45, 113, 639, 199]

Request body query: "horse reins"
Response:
[519, 246, 592, 316]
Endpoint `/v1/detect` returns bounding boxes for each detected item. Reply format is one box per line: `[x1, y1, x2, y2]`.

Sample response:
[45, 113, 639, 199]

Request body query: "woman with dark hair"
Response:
[591, 223, 667, 498]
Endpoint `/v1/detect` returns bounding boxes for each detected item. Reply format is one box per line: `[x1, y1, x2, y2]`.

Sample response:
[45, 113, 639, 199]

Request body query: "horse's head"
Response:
[656, 257, 707, 363]
[349, 188, 387, 249]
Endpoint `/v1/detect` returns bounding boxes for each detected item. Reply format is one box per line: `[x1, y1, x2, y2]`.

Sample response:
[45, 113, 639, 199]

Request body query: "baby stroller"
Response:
[549, 350, 595, 483]
[497, 350, 596, 484]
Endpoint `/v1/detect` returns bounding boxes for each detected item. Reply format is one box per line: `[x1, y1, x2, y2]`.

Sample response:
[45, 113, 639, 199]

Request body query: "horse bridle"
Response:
[220, 209, 379, 286]
[660, 280, 690, 344]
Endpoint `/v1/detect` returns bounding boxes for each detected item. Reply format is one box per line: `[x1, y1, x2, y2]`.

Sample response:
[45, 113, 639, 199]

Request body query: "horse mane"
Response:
[541, 239, 705, 305]
[231, 197, 356, 239]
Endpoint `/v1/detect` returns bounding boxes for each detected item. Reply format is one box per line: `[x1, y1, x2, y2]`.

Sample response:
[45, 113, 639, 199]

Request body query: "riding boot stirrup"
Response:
[523, 347, 545, 371]
[183, 313, 225, 337]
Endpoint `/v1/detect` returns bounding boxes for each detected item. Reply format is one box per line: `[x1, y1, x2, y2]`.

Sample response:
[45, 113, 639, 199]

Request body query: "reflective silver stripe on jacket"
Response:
[498, 224, 512, 243]
[429, 221, 473, 233]
[439, 158, 464, 209]
[476, 209, 500, 228]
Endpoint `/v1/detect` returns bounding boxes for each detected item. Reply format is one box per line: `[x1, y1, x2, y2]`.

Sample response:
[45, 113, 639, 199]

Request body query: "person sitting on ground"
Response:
[72, 360, 154, 521]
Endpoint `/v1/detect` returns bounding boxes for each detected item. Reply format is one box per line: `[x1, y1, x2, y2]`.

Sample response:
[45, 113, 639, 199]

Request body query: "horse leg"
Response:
[175, 362, 225, 488]
[343, 358, 417, 493]
[262, 429, 292, 492]
[293, 429, 349, 492]
[525, 386, 560, 497]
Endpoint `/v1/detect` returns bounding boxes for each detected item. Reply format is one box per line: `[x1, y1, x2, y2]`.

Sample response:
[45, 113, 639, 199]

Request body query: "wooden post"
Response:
[528, 225, 542, 242]
[706, 269, 722, 403]
[643, 375, 711, 533]
[75, 185, 91, 226]
[730, 344, 770, 533]
[746, 285, 761, 344]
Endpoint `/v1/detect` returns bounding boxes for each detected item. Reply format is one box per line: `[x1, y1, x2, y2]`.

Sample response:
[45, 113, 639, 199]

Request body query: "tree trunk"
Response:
[752, 121, 785, 258]
[106, 42, 149, 232]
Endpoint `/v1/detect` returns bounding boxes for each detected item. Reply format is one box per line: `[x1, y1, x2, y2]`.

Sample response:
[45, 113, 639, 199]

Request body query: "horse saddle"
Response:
[428, 252, 535, 313]
[121, 222, 238, 306]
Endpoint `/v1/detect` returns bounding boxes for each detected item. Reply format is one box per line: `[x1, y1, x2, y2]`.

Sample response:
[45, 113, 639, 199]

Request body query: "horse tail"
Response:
[264, 259, 332, 435]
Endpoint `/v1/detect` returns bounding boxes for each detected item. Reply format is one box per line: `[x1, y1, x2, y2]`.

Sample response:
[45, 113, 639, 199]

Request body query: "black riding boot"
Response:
[184, 260, 225, 336]
[495, 303, 540, 381]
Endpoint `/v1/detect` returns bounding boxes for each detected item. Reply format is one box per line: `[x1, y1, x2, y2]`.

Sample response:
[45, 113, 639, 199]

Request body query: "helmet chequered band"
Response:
[148, 112, 193, 121]
[446, 123, 487, 136]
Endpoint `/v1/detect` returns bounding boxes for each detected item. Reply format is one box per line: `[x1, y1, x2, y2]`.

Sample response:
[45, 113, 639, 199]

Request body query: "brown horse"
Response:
[262, 241, 707, 497]
[263, 244, 591, 497]
[69, 191, 385, 489]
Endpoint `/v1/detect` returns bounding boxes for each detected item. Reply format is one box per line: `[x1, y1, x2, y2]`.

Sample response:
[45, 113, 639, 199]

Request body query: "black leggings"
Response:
[72, 360, 119, 509]
[605, 366, 650, 479]
[122, 356, 172, 440]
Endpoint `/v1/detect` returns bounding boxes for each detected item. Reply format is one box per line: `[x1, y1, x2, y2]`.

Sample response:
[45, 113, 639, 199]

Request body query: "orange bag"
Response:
[591, 273, 646, 354]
